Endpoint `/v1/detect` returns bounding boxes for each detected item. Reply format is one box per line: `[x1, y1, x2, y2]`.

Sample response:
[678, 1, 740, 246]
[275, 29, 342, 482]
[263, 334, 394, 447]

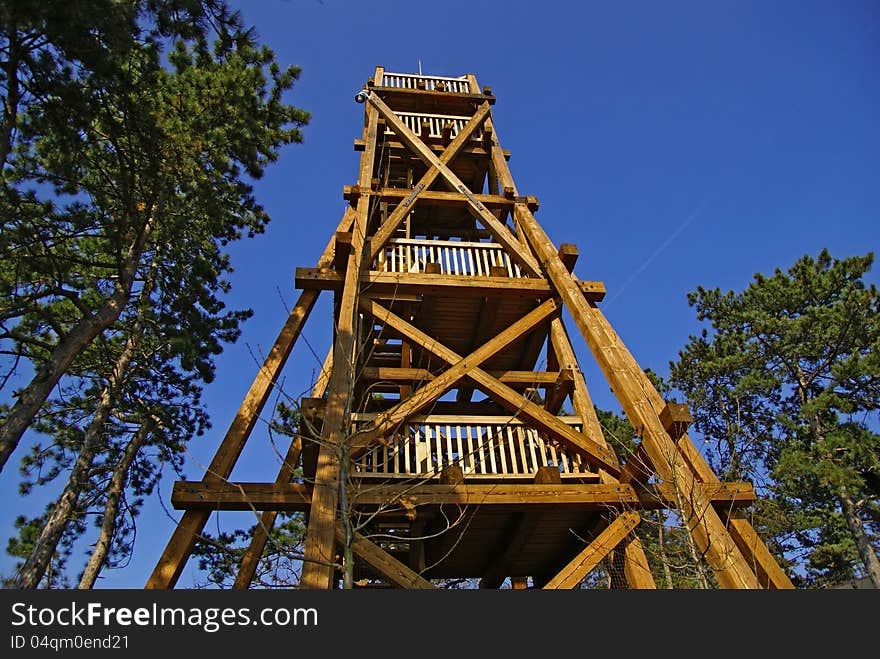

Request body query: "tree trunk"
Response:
[13, 395, 117, 588]
[12, 263, 152, 587]
[657, 511, 675, 589]
[1, 29, 22, 171]
[78, 421, 152, 589]
[837, 486, 880, 588]
[0, 213, 154, 475]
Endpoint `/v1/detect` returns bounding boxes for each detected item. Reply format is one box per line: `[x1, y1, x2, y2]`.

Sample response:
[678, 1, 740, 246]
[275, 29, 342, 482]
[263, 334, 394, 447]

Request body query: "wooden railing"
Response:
[387, 111, 481, 141]
[378, 72, 472, 94]
[350, 414, 598, 480]
[376, 238, 523, 278]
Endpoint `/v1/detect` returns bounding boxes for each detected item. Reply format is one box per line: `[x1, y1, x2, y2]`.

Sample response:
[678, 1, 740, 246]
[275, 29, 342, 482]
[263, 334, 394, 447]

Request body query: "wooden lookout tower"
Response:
[148, 68, 794, 589]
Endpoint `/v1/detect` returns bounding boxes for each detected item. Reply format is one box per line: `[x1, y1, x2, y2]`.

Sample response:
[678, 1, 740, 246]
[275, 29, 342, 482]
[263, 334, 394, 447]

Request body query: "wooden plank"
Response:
[338, 525, 434, 589]
[549, 317, 655, 588]
[349, 186, 521, 209]
[360, 367, 562, 386]
[300, 103, 379, 590]
[296, 266, 606, 301]
[362, 92, 542, 277]
[171, 481, 756, 510]
[145, 209, 355, 589]
[368, 102, 492, 261]
[516, 202, 760, 589]
[350, 298, 561, 455]
[542, 512, 641, 589]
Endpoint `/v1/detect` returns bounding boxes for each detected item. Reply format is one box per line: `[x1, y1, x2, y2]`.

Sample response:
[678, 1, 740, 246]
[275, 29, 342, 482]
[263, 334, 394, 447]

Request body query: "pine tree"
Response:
[671, 250, 880, 587]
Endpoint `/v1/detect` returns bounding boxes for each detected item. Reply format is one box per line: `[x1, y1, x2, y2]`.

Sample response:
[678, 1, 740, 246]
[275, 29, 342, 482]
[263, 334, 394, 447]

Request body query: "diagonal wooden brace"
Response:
[362, 91, 542, 277]
[542, 511, 641, 589]
[369, 102, 492, 261]
[336, 524, 434, 589]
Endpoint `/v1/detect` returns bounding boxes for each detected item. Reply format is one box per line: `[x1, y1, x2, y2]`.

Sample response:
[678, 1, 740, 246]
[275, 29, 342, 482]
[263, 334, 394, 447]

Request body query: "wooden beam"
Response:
[516, 202, 761, 589]
[144, 208, 355, 589]
[368, 102, 492, 261]
[171, 481, 755, 511]
[659, 402, 693, 440]
[558, 243, 579, 273]
[542, 512, 641, 589]
[350, 298, 560, 454]
[336, 525, 435, 589]
[725, 510, 794, 589]
[296, 267, 606, 301]
[362, 92, 542, 277]
[348, 187, 533, 210]
[360, 367, 562, 387]
[543, 367, 574, 415]
[300, 103, 379, 590]
[173, 482, 312, 511]
[619, 534, 656, 589]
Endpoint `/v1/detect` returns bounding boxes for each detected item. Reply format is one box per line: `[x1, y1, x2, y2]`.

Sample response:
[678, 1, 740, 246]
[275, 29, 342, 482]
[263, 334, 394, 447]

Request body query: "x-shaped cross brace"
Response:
[360, 90, 542, 277]
[350, 296, 621, 475]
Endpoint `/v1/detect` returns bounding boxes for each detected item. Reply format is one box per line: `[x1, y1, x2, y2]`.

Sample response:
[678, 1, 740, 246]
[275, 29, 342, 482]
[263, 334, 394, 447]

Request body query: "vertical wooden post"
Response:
[300, 98, 380, 590]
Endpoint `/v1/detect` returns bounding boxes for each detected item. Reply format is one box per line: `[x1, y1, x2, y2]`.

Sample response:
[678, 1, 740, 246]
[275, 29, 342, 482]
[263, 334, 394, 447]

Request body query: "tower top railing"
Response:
[377, 71, 475, 94]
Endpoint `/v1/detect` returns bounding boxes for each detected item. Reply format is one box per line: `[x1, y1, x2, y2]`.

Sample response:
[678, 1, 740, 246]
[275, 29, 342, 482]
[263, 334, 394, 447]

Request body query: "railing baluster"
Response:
[535, 432, 548, 468]
[487, 427, 498, 473]
[523, 426, 537, 472]
[560, 447, 570, 474]
[497, 426, 509, 474]
[445, 424, 453, 470]
[548, 441, 559, 468]
[507, 426, 520, 475]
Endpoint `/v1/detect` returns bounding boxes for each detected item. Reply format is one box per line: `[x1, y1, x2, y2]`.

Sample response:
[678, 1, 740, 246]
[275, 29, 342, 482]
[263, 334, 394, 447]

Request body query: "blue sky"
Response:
[2, 0, 878, 587]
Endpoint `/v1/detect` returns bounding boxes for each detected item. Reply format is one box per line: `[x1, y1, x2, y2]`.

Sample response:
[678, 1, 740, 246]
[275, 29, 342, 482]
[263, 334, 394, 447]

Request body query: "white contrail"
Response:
[604, 199, 709, 307]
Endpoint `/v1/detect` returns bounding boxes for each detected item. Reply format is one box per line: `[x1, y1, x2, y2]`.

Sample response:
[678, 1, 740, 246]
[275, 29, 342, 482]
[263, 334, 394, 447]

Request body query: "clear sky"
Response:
[2, 0, 878, 587]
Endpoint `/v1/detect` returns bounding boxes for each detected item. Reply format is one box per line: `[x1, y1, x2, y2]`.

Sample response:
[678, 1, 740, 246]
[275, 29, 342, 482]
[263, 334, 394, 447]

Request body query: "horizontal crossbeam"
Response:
[171, 481, 756, 511]
[296, 268, 606, 301]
